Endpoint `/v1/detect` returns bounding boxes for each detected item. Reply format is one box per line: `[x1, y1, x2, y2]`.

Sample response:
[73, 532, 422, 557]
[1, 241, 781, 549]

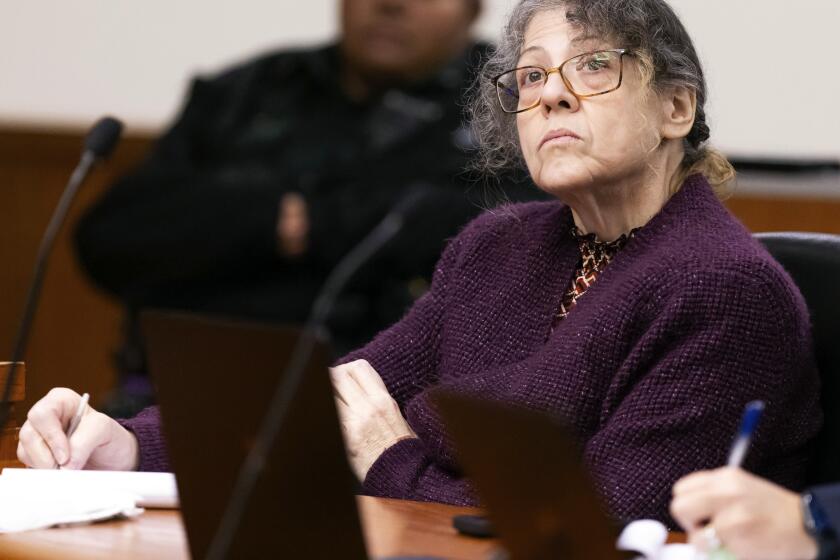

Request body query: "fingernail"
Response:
[54, 448, 68, 465]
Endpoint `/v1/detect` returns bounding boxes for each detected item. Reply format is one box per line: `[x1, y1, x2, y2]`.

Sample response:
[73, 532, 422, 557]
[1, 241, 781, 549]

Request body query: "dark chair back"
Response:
[756, 232, 840, 485]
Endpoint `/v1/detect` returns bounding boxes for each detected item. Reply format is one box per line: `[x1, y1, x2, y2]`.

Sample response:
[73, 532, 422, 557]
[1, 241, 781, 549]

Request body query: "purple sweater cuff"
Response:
[362, 437, 477, 506]
[362, 438, 428, 500]
[115, 406, 171, 472]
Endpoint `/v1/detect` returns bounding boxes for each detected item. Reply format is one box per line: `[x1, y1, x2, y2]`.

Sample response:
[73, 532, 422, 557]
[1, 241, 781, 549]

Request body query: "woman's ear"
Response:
[660, 86, 697, 140]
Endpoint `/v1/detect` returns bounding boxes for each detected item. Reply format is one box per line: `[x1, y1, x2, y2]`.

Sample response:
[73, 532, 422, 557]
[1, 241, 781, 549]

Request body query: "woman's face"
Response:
[516, 10, 666, 196]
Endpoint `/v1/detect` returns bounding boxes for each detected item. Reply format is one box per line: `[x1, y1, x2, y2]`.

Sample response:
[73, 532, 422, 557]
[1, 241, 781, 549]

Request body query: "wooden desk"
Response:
[0, 496, 499, 559]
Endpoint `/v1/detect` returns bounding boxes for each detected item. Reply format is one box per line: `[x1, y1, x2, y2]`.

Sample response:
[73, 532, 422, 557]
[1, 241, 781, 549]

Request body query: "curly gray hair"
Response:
[468, 0, 733, 192]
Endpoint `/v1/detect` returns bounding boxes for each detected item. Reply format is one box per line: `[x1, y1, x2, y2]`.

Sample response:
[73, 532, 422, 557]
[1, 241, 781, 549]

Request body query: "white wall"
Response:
[667, 0, 840, 161]
[1, 1, 838, 160]
[0, 2, 337, 133]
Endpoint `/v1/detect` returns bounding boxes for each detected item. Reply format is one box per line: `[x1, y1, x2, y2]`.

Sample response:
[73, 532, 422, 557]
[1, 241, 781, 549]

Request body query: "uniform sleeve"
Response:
[810, 484, 840, 535]
[74, 76, 281, 303]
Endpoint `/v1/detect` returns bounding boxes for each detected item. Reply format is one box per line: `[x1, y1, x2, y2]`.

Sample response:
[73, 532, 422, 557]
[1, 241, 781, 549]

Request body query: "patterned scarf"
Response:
[554, 225, 636, 327]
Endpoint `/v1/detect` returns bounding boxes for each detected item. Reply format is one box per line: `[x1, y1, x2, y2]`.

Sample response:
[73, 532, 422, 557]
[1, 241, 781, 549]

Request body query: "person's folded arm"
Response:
[362, 437, 478, 505]
[336, 232, 463, 406]
[74, 77, 283, 301]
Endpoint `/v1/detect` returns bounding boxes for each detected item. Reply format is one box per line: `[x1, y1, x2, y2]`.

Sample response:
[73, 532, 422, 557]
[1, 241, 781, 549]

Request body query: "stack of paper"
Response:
[0, 468, 179, 533]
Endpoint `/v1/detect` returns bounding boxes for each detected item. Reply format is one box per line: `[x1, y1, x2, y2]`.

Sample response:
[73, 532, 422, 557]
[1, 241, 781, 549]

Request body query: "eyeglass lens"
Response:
[496, 51, 623, 112]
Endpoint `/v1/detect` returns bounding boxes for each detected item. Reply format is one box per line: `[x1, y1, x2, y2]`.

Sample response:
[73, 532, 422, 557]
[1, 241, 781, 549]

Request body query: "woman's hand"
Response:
[330, 360, 416, 481]
[670, 467, 817, 560]
[17, 388, 139, 471]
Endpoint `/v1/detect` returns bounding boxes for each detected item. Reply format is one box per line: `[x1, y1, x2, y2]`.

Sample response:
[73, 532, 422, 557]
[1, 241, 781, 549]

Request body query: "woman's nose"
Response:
[539, 72, 579, 113]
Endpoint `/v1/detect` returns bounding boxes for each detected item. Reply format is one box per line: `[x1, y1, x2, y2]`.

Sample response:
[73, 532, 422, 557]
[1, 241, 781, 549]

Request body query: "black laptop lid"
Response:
[433, 391, 623, 560]
[141, 310, 367, 560]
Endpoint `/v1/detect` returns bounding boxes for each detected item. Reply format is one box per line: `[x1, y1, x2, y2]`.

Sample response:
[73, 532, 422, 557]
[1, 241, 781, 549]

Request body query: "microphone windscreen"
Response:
[84, 116, 124, 158]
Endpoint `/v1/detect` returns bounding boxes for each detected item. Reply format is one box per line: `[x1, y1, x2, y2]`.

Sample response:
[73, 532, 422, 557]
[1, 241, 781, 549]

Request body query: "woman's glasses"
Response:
[493, 48, 631, 114]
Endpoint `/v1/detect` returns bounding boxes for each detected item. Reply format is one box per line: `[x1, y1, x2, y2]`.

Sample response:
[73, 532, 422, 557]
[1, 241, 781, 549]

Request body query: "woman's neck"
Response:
[567, 179, 669, 241]
[565, 149, 684, 242]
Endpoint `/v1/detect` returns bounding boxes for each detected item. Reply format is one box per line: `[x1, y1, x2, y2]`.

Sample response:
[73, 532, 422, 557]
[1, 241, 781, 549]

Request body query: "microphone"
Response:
[84, 117, 123, 159]
[0, 117, 124, 431]
[205, 187, 428, 560]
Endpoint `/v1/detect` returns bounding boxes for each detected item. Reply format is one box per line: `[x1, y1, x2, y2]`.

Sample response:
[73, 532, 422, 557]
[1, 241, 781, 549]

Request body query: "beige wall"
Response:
[1, 1, 838, 160]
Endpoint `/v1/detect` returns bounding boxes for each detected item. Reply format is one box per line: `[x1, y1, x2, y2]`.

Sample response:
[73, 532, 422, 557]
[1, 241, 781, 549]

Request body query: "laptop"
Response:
[141, 310, 368, 559]
[432, 391, 627, 560]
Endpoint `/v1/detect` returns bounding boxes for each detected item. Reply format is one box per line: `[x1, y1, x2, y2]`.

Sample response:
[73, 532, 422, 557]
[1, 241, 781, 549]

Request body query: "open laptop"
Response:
[432, 391, 627, 560]
[141, 310, 368, 559]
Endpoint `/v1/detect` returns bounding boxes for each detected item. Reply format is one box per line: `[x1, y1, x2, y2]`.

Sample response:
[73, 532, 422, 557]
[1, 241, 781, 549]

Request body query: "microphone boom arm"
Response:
[1, 116, 123, 431]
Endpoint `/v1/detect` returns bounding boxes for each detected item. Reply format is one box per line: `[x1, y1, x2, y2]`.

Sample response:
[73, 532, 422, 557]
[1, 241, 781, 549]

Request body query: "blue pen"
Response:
[726, 400, 765, 467]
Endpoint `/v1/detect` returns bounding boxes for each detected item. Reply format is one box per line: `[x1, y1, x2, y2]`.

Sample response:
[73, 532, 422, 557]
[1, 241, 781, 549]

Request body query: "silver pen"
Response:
[66, 392, 90, 439]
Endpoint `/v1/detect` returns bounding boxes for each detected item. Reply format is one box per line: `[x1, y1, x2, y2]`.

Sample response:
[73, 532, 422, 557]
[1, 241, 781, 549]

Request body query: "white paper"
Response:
[617, 519, 702, 560]
[0, 468, 179, 508]
[0, 478, 143, 533]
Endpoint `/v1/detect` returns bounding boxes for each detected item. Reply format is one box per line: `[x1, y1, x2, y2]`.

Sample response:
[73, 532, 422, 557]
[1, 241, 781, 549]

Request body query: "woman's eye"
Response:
[580, 56, 609, 72]
[517, 69, 544, 88]
[526, 71, 543, 83]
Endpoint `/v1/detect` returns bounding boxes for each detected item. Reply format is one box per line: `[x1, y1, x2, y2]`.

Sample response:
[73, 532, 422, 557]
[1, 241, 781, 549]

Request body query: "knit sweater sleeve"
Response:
[583, 265, 820, 526]
[337, 233, 459, 405]
[339, 218, 504, 505]
[362, 436, 477, 505]
[115, 406, 171, 472]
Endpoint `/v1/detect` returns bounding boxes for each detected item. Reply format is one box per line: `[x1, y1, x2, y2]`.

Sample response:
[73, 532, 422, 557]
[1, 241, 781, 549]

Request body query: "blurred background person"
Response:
[671, 467, 839, 560]
[73, 0, 540, 416]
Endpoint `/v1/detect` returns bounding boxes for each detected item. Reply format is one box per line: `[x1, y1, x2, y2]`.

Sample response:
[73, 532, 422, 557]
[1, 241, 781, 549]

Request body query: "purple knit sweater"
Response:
[120, 175, 821, 523]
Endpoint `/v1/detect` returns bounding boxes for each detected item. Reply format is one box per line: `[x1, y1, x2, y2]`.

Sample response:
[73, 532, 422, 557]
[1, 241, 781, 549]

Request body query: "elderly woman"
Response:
[329, 0, 821, 522]
[18, 0, 820, 524]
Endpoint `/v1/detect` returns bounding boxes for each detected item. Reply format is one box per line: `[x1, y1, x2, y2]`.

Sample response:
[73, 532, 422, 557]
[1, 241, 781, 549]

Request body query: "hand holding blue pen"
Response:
[701, 400, 766, 560]
[672, 399, 822, 560]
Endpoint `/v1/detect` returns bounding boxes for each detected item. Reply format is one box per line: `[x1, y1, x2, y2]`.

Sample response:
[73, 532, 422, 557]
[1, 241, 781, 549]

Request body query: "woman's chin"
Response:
[533, 165, 595, 197]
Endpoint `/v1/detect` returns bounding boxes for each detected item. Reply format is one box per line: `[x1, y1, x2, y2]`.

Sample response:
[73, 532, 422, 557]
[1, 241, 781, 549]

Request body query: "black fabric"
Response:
[757, 232, 840, 485]
[74, 42, 543, 392]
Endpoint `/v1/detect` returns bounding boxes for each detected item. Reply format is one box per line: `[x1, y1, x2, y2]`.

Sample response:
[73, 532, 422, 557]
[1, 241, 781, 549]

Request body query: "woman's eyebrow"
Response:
[518, 37, 604, 61]
[570, 33, 599, 47]
[519, 45, 547, 57]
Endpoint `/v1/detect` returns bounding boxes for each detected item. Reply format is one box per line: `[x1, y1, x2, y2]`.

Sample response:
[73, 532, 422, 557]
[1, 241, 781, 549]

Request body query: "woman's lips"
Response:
[540, 129, 582, 149]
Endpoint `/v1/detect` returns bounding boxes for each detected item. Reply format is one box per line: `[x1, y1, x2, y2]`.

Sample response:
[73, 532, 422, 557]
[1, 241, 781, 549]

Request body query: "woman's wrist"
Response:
[110, 421, 141, 471]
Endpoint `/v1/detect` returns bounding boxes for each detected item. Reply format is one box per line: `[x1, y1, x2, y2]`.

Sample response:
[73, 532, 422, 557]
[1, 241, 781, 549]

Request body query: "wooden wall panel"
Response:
[0, 127, 837, 425]
[725, 195, 840, 234]
[0, 128, 152, 422]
